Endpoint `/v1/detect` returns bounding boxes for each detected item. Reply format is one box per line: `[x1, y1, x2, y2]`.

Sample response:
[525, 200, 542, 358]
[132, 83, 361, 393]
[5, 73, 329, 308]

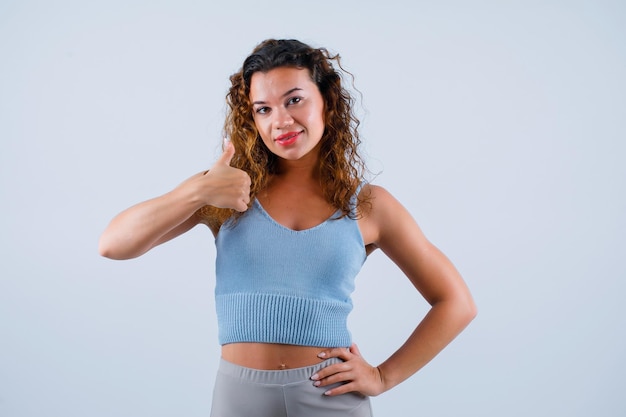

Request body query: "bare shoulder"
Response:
[360, 183, 410, 221]
[358, 184, 419, 249]
[361, 183, 394, 202]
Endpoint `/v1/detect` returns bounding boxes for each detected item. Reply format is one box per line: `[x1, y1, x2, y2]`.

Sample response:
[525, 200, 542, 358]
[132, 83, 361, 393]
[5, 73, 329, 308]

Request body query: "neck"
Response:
[274, 146, 321, 184]
[276, 159, 318, 181]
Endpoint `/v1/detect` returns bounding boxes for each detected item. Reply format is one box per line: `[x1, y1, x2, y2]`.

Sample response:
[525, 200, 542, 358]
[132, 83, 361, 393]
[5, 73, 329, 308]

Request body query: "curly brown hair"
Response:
[199, 39, 368, 230]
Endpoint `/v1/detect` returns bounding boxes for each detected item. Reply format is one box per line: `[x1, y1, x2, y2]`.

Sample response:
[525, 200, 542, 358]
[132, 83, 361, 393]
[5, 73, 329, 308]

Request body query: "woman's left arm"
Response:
[312, 185, 477, 396]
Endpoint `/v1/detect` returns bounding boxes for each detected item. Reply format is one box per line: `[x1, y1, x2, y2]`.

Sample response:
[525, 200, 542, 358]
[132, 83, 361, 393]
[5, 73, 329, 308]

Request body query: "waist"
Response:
[221, 343, 333, 370]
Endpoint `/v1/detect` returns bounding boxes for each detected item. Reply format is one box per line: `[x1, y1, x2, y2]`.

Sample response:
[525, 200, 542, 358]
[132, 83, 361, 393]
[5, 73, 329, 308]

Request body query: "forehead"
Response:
[249, 67, 316, 100]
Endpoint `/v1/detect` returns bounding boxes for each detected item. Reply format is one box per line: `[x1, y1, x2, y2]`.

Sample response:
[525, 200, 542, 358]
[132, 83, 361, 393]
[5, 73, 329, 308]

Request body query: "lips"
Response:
[275, 131, 302, 146]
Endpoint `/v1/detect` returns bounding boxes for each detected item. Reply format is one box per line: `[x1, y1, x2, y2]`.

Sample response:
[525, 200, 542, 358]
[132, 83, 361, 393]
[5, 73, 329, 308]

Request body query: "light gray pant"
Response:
[210, 358, 373, 417]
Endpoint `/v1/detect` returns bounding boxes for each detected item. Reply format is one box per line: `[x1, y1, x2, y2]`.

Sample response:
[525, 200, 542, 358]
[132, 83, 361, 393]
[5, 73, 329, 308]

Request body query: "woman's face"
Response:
[249, 67, 325, 162]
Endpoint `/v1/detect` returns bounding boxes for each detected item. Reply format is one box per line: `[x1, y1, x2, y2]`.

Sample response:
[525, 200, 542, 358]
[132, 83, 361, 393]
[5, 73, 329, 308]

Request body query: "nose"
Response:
[273, 107, 293, 129]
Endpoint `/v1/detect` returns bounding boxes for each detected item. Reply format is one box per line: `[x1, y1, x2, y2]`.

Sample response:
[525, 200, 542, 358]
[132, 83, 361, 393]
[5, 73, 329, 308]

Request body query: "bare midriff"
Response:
[221, 343, 326, 370]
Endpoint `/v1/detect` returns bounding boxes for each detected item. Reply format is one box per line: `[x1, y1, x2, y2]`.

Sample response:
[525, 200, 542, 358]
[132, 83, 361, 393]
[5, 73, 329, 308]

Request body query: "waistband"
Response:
[216, 293, 353, 347]
[217, 357, 343, 385]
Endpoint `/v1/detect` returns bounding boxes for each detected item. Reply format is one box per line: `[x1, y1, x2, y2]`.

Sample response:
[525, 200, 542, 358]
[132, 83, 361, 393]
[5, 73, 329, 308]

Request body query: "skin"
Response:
[99, 66, 477, 398]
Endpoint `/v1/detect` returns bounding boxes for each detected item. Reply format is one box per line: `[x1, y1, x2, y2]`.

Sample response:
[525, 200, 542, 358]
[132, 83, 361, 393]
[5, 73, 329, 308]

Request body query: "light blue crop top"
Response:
[214, 197, 366, 347]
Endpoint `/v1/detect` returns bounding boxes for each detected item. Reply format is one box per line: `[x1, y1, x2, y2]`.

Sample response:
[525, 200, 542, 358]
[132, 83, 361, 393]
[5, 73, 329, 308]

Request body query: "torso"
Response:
[219, 176, 378, 370]
[256, 178, 337, 231]
[221, 343, 327, 370]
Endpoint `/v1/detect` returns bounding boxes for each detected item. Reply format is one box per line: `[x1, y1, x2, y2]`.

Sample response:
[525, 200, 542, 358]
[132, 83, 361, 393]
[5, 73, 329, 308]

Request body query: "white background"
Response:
[1, 1, 625, 416]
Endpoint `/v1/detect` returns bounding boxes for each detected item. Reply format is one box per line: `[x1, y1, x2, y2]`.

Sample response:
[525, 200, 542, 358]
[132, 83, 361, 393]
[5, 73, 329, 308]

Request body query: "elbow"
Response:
[444, 290, 477, 328]
[98, 234, 112, 258]
[462, 295, 478, 326]
[468, 301, 478, 323]
[98, 234, 136, 260]
[98, 237, 120, 260]
[98, 245, 118, 260]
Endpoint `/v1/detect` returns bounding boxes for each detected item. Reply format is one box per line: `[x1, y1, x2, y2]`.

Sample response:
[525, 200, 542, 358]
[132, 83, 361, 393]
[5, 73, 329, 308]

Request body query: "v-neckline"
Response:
[253, 199, 341, 233]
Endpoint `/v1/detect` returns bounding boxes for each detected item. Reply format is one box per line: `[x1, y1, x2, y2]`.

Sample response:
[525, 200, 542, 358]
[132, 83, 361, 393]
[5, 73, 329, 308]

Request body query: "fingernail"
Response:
[310, 373, 319, 380]
[324, 390, 332, 396]
[317, 352, 326, 358]
[313, 381, 321, 387]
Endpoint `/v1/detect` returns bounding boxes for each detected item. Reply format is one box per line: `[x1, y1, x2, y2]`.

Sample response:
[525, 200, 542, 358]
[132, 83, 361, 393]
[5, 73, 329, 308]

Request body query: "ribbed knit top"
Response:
[215, 198, 366, 347]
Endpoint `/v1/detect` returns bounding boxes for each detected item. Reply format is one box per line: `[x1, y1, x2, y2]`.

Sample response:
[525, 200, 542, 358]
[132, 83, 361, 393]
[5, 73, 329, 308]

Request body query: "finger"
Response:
[216, 141, 236, 166]
[234, 198, 249, 213]
[317, 346, 352, 361]
[323, 382, 358, 397]
[234, 203, 247, 212]
[310, 361, 351, 383]
[313, 367, 354, 388]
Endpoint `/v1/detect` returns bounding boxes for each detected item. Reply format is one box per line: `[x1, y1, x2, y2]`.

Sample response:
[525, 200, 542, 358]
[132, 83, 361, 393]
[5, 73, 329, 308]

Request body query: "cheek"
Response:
[253, 117, 271, 139]
[310, 106, 326, 132]
[314, 98, 326, 125]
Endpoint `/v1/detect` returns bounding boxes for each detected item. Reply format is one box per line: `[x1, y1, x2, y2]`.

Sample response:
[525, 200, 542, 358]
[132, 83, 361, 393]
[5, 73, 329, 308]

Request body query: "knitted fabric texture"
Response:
[215, 199, 366, 347]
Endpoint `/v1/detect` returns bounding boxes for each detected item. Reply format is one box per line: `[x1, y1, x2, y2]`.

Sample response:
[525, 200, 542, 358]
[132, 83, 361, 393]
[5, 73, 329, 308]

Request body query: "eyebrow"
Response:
[251, 87, 303, 106]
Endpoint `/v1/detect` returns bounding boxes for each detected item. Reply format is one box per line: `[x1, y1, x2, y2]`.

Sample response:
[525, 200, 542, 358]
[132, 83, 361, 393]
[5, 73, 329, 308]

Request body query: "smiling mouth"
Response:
[275, 131, 302, 146]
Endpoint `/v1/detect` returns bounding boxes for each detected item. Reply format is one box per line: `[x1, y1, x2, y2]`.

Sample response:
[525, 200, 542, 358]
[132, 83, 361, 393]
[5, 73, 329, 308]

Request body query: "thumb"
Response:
[349, 343, 362, 357]
[216, 140, 235, 166]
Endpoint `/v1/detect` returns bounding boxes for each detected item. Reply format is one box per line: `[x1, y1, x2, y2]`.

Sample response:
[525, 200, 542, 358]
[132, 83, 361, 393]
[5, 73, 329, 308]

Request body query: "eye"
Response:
[286, 96, 302, 106]
[254, 106, 270, 115]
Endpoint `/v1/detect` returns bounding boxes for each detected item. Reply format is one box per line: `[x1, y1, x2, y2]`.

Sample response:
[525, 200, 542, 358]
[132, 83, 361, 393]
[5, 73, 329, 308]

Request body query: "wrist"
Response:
[170, 181, 207, 211]
[375, 364, 397, 395]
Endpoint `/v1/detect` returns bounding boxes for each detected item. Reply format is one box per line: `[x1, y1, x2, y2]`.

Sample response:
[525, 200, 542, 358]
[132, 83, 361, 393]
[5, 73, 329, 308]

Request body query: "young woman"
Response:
[99, 39, 477, 416]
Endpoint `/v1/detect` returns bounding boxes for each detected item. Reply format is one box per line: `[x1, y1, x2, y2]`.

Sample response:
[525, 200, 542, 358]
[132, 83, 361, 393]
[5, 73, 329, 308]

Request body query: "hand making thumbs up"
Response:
[198, 141, 251, 212]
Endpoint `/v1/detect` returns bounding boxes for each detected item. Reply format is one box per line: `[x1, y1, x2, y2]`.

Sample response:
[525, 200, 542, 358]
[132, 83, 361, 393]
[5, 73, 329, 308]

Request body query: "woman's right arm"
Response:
[98, 142, 250, 260]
